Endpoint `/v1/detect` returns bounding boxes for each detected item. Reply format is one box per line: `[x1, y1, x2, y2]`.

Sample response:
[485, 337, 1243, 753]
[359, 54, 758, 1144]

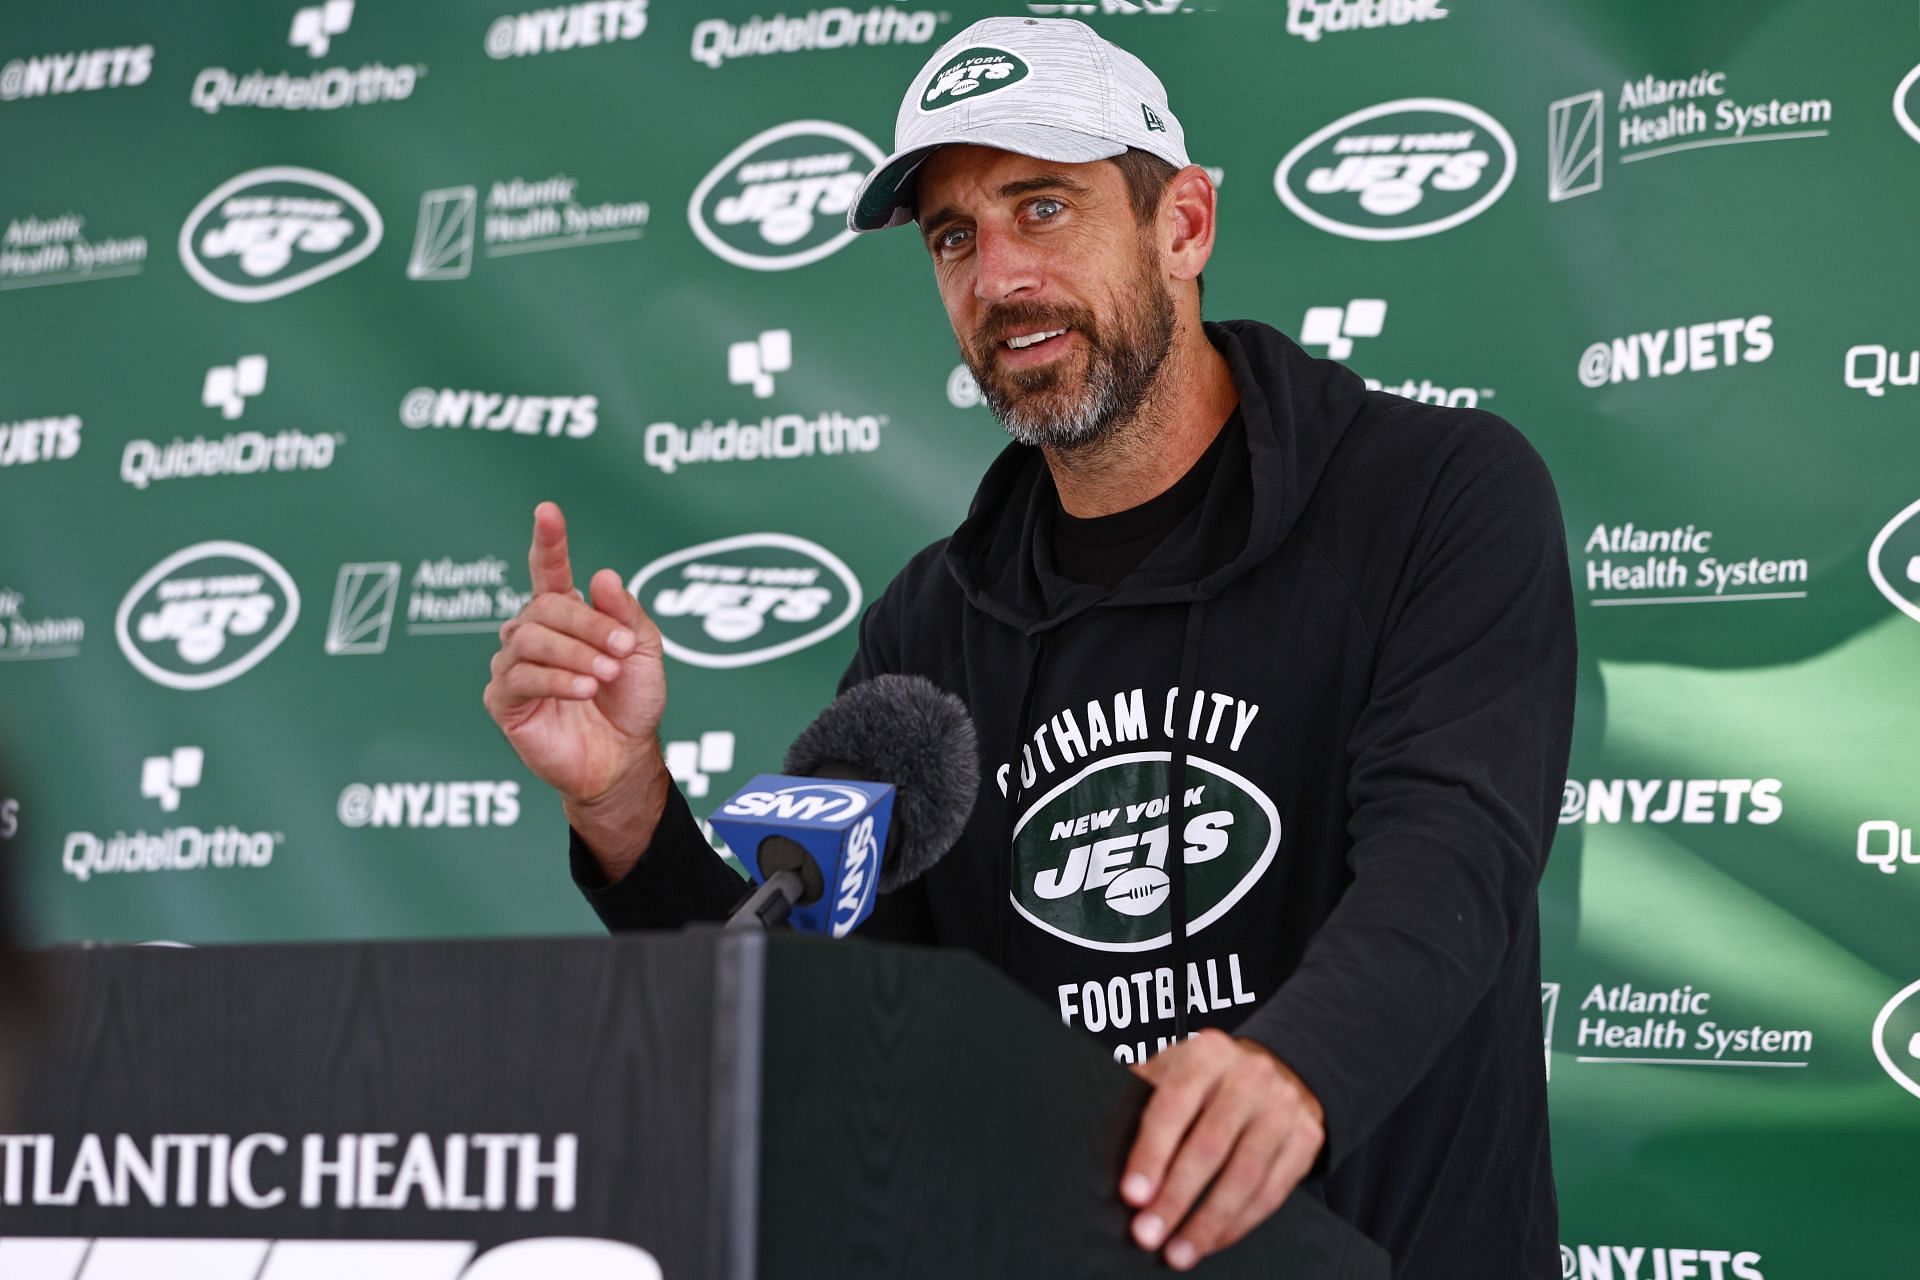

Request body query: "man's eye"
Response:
[936, 227, 971, 254]
[1030, 197, 1065, 219]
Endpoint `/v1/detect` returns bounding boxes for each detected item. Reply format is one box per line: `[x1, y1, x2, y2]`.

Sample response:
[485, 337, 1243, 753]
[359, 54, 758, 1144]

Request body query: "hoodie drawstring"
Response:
[1001, 632, 1050, 974]
[1169, 600, 1206, 1043]
[999, 602, 1205, 1046]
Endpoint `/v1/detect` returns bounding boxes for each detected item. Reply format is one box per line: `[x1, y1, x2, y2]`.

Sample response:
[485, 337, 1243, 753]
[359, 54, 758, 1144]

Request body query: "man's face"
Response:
[915, 146, 1175, 450]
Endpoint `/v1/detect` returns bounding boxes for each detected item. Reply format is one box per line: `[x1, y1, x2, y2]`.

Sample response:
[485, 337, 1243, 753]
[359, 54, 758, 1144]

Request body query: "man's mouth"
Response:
[998, 327, 1072, 360]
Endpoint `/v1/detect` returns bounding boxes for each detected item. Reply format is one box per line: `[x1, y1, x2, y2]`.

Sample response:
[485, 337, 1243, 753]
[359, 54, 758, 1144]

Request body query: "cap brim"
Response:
[848, 125, 1128, 233]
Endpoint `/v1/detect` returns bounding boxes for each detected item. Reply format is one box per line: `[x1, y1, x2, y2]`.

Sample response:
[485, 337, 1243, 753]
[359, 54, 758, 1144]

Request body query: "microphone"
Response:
[711, 674, 978, 935]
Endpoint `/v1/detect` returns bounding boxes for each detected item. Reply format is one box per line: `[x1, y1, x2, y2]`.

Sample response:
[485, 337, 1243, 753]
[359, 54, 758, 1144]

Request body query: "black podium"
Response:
[2, 933, 1388, 1278]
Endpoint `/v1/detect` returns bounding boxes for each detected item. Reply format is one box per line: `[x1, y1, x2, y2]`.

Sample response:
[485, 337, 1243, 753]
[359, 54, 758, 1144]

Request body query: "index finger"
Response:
[529, 501, 574, 596]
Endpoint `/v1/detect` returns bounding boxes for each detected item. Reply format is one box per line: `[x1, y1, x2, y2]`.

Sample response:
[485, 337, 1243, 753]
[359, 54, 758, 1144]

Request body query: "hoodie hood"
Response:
[943, 318, 1370, 633]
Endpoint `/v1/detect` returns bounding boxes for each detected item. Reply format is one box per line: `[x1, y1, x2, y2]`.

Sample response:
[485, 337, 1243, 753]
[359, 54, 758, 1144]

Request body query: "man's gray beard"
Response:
[986, 359, 1127, 450]
[968, 271, 1177, 452]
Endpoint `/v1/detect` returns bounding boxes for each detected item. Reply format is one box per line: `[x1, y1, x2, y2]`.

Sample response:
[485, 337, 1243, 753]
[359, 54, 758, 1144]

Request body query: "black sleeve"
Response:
[569, 782, 745, 931]
[1234, 436, 1576, 1170]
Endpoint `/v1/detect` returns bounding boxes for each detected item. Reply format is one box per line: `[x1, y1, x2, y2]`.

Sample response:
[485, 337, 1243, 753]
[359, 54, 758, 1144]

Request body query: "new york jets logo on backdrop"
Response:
[627, 532, 861, 669]
[1274, 98, 1515, 241]
[178, 166, 383, 301]
[1011, 752, 1280, 952]
[1868, 499, 1920, 626]
[115, 541, 301, 690]
[687, 121, 883, 271]
[1874, 979, 1920, 1101]
[919, 48, 1028, 111]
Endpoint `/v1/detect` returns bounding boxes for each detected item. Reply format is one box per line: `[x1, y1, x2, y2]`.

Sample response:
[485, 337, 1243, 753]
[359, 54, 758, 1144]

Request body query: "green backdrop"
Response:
[4, 1, 1918, 1273]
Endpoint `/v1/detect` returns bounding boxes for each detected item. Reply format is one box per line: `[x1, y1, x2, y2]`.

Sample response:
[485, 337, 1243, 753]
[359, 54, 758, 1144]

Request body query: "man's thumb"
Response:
[589, 568, 652, 639]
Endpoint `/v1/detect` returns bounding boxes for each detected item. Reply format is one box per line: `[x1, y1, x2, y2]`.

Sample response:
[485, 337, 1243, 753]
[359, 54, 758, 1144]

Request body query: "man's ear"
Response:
[1161, 166, 1216, 288]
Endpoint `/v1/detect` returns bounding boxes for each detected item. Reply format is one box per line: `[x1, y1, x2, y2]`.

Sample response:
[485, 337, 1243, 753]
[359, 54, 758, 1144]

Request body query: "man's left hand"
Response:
[1120, 1028, 1326, 1271]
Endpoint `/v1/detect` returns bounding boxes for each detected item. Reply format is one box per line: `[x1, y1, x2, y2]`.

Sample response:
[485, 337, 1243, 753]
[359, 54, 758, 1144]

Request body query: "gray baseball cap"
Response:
[848, 16, 1191, 233]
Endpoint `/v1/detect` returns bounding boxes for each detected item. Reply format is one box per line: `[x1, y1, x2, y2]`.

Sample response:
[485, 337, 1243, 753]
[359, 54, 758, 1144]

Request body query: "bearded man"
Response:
[485, 17, 1575, 1278]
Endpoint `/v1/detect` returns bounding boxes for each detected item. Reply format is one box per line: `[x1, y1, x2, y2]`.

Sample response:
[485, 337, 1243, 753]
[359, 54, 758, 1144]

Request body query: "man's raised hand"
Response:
[483, 501, 671, 879]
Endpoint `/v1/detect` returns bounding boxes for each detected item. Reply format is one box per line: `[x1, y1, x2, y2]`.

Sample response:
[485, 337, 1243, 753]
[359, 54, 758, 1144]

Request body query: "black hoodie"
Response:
[574, 318, 1576, 1278]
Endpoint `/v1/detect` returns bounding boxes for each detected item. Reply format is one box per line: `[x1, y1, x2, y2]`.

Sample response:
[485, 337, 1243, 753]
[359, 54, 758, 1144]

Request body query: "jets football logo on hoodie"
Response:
[1010, 751, 1281, 952]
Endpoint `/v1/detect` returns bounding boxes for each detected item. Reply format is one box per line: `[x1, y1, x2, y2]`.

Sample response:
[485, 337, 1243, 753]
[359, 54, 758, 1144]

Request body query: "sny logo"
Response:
[203, 355, 268, 420]
[291, 0, 355, 58]
[141, 747, 205, 813]
[728, 330, 791, 400]
[1299, 299, 1385, 360]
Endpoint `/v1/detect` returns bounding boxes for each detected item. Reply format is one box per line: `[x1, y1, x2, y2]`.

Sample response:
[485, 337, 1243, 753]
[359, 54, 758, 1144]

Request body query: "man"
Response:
[484, 16, 1573, 1278]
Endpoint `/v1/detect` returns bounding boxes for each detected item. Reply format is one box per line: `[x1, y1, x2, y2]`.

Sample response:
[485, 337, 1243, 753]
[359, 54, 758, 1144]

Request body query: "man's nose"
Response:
[971, 224, 1043, 305]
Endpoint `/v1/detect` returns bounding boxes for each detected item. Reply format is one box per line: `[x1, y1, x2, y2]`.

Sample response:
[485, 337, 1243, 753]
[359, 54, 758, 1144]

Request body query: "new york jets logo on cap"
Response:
[920, 47, 1029, 112]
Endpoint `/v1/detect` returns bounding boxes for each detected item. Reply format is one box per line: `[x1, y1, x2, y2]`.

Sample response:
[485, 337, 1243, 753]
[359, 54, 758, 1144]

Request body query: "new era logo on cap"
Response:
[920, 48, 1031, 112]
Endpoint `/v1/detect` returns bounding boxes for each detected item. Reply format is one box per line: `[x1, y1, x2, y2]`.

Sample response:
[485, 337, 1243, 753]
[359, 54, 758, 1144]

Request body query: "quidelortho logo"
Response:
[688, 121, 883, 270]
[0, 588, 85, 663]
[0, 1238, 661, 1278]
[644, 331, 886, 474]
[1580, 521, 1809, 607]
[399, 386, 599, 437]
[1300, 299, 1385, 360]
[291, 0, 354, 56]
[691, 7, 945, 69]
[665, 731, 735, 800]
[0, 45, 153, 103]
[407, 176, 649, 281]
[485, 1, 649, 58]
[1548, 70, 1831, 203]
[1297, 300, 1492, 406]
[919, 47, 1028, 111]
[2, 214, 148, 291]
[325, 558, 532, 654]
[116, 542, 301, 691]
[62, 754, 281, 885]
[337, 780, 521, 828]
[1857, 820, 1918, 876]
[1560, 778, 1782, 825]
[204, 355, 267, 419]
[627, 533, 861, 669]
[1844, 343, 1919, 398]
[1560, 1245, 1763, 1280]
[179, 168, 382, 303]
[122, 356, 341, 489]
[0, 414, 81, 469]
[1874, 980, 1920, 1101]
[1275, 98, 1515, 241]
[1010, 752, 1280, 953]
[1869, 499, 1920, 626]
[1285, 0, 1447, 43]
[730, 330, 791, 399]
[140, 747, 205, 812]
[1577, 315, 1772, 387]
[1898, 63, 1920, 146]
[191, 1, 422, 114]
